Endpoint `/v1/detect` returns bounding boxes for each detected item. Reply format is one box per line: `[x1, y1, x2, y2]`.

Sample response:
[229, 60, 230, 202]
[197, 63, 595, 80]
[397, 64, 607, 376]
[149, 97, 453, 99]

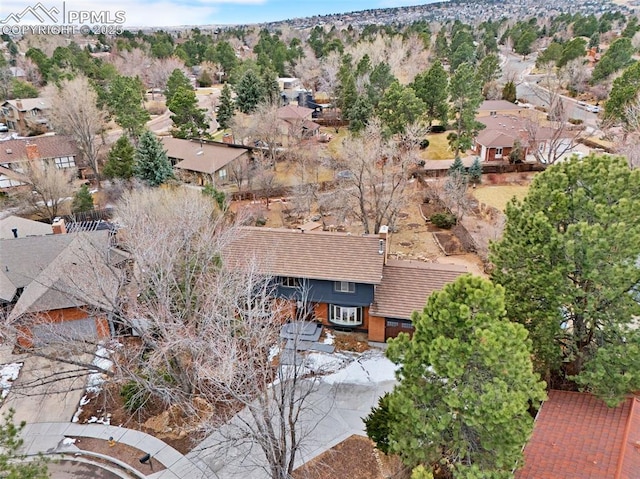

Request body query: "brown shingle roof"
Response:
[475, 129, 520, 148]
[160, 137, 250, 175]
[370, 259, 467, 319]
[516, 390, 640, 479]
[224, 227, 385, 284]
[277, 105, 314, 121]
[479, 100, 523, 111]
[0, 136, 80, 164]
[0, 215, 52, 239]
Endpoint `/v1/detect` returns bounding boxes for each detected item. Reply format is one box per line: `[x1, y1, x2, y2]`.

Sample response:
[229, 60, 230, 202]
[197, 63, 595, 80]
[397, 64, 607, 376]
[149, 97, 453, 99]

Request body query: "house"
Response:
[224, 227, 467, 341]
[0, 227, 126, 348]
[369, 260, 467, 340]
[0, 215, 52, 239]
[160, 137, 252, 187]
[477, 100, 534, 118]
[0, 98, 51, 136]
[474, 115, 556, 162]
[0, 135, 81, 190]
[516, 390, 640, 479]
[276, 105, 321, 138]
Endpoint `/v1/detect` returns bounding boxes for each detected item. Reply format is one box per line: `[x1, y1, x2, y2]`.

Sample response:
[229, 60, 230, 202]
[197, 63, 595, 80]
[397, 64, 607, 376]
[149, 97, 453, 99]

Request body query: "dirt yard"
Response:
[69, 436, 166, 474]
[292, 435, 407, 479]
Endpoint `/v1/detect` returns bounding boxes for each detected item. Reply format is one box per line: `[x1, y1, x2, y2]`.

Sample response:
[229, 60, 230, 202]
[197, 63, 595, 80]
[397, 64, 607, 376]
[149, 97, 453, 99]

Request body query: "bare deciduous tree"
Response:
[45, 75, 107, 181]
[17, 161, 75, 222]
[523, 115, 584, 165]
[339, 119, 411, 234]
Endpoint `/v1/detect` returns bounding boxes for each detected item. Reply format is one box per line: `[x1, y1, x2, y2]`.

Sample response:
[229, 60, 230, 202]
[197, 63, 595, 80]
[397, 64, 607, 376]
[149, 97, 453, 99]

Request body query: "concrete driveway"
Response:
[188, 350, 396, 479]
[0, 343, 87, 424]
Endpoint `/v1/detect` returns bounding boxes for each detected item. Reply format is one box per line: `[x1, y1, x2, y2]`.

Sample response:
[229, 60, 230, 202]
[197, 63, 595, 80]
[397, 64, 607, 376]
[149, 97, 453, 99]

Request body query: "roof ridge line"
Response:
[614, 395, 638, 479]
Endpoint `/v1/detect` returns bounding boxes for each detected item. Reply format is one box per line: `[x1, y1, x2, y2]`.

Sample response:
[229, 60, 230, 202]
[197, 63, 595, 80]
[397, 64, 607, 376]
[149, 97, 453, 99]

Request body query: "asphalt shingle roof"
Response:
[370, 259, 467, 319]
[224, 227, 386, 284]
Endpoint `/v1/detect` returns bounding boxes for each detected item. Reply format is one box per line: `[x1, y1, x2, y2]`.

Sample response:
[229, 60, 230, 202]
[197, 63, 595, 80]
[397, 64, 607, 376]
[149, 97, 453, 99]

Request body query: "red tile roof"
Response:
[516, 390, 640, 479]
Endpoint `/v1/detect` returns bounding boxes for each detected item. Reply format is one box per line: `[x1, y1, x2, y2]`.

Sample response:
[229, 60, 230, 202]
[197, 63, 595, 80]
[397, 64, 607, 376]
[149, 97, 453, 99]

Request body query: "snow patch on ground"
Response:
[0, 362, 23, 400]
[62, 437, 76, 446]
[72, 345, 114, 423]
[305, 351, 352, 374]
[322, 350, 398, 385]
[87, 413, 111, 425]
[322, 331, 335, 345]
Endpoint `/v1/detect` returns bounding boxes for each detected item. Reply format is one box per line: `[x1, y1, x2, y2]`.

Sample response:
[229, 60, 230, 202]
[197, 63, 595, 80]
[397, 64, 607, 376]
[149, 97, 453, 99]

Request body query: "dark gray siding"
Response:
[275, 278, 374, 306]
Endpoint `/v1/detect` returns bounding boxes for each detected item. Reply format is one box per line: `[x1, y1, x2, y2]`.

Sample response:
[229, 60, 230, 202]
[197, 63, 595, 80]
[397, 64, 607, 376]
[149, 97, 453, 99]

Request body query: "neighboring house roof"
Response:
[478, 115, 557, 142]
[160, 137, 250, 175]
[0, 231, 123, 320]
[370, 259, 467, 319]
[516, 390, 640, 479]
[277, 105, 314, 121]
[224, 227, 386, 285]
[0, 215, 52, 239]
[475, 128, 521, 148]
[3, 97, 50, 112]
[479, 100, 522, 112]
[0, 136, 80, 164]
[302, 120, 321, 131]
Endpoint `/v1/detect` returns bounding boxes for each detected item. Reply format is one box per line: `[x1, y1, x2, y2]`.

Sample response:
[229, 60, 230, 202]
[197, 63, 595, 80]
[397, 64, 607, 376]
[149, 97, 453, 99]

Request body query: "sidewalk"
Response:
[20, 422, 214, 478]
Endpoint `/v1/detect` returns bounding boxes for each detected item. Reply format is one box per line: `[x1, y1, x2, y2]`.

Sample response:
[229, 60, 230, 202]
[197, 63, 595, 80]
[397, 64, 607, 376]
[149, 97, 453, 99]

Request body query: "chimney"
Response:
[11, 228, 18, 238]
[16, 99, 23, 110]
[52, 217, 66, 235]
[25, 143, 39, 161]
[378, 225, 389, 263]
[222, 133, 234, 144]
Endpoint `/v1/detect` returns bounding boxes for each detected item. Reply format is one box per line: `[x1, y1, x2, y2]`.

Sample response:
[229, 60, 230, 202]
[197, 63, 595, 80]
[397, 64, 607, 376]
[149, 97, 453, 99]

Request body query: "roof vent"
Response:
[5, 149, 12, 154]
[379, 239, 385, 255]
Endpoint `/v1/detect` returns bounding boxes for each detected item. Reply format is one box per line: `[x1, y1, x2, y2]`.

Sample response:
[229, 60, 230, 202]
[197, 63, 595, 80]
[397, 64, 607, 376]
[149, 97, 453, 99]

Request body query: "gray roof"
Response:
[3, 98, 50, 112]
[0, 231, 123, 319]
[0, 216, 52, 239]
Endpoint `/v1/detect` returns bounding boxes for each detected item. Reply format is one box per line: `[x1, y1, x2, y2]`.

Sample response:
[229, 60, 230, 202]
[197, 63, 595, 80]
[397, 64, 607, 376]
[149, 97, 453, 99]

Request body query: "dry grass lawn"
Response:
[422, 132, 452, 160]
[471, 184, 530, 212]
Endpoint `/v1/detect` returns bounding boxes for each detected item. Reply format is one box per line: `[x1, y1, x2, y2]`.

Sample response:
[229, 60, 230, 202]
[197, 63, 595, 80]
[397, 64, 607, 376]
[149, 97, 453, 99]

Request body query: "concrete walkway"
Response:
[20, 422, 215, 478]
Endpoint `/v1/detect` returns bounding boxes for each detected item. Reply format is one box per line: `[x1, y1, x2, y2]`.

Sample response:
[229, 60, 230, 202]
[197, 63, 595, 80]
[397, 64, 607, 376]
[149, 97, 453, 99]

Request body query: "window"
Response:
[280, 277, 300, 288]
[334, 281, 355, 293]
[54, 156, 75, 168]
[218, 168, 227, 180]
[329, 305, 363, 326]
[495, 147, 503, 158]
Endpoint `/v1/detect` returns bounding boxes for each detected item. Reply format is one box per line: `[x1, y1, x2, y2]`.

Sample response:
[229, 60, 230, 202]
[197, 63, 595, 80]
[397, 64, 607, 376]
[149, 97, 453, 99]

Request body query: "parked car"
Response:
[0, 123, 8, 132]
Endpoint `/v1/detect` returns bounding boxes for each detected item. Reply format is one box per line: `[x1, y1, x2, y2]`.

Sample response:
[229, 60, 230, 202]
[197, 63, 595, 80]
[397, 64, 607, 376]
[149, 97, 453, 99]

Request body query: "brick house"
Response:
[474, 115, 558, 162]
[224, 227, 466, 341]
[0, 227, 126, 348]
[0, 136, 82, 190]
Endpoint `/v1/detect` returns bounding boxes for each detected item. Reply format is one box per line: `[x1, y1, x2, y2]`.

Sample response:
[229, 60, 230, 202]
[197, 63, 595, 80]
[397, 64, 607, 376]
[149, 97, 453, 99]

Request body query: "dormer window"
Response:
[334, 281, 355, 293]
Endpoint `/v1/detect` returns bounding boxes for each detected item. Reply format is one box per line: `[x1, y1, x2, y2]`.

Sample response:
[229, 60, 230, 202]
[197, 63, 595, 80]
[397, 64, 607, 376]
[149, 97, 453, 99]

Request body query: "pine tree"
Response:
[377, 275, 546, 477]
[469, 156, 482, 184]
[72, 184, 94, 213]
[103, 135, 135, 179]
[502, 80, 517, 103]
[234, 69, 265, 114]
[491, 155, 640, 405]
[167, 86, 208, 139]
[165, 68, 193, 104]
[448, 155, 466, 175]
[216, 83, 235, 130]
[0, 409, 49, 478]
[134, 131, 173, 187]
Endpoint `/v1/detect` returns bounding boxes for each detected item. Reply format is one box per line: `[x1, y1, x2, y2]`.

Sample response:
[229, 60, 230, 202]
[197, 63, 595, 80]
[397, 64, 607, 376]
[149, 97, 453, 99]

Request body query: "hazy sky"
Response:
[1, 0, 443, 27]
